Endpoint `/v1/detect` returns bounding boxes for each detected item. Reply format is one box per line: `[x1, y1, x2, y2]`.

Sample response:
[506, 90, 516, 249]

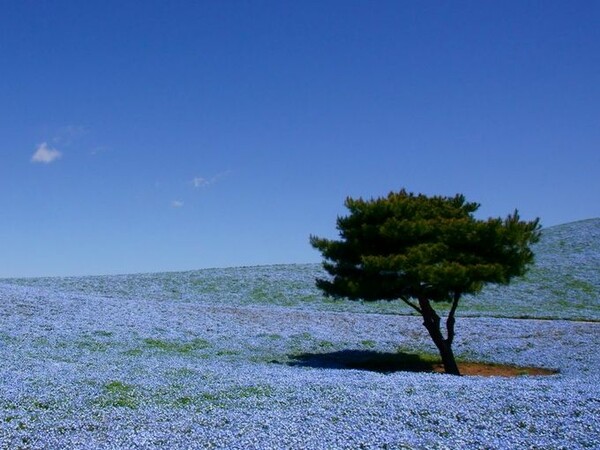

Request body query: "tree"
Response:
[310, 189, 541, 375]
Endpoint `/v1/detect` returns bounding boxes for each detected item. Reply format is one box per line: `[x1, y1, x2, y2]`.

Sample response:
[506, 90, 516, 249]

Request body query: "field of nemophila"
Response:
[1, 220, 598, 449]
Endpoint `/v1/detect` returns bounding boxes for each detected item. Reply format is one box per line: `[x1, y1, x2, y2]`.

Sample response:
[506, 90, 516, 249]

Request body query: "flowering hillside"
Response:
[6, 219, 599, 320]
[0, 219, 598, 448]
[459, 218, 600, 320]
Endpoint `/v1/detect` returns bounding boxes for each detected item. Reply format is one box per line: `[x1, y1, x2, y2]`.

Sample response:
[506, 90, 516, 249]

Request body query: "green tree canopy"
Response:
[310, 189, 541, 375]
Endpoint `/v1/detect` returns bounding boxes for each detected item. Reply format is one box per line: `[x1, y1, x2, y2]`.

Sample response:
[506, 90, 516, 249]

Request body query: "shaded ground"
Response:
[289, 350, 558, 377]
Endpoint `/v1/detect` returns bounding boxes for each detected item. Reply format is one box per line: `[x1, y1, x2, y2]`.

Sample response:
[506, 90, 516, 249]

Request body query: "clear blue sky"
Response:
[1, 1, 599, 278]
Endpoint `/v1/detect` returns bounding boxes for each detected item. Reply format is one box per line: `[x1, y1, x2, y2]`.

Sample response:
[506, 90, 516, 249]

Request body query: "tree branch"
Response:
[399, 296, 422, 314]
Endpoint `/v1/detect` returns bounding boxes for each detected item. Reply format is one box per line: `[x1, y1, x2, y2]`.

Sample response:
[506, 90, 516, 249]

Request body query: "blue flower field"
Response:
[1, 220, 599, 449]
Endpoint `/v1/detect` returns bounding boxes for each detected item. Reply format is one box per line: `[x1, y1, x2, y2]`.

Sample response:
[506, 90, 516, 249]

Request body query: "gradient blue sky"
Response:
[1, 1, 599, 278]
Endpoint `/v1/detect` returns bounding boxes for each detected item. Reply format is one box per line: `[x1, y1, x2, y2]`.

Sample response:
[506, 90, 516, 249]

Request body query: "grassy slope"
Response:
[3, 219, 599, 321]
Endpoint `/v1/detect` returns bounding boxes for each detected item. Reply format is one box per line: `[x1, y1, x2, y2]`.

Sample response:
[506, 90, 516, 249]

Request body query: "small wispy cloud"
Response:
[192, 177, 210, 188]
[171, 200, 184, 208]
[90, 146, 108, 156]
[31, 142, 62, 164]
[53, 125, 87, 145]
[191, 171, 231, 188]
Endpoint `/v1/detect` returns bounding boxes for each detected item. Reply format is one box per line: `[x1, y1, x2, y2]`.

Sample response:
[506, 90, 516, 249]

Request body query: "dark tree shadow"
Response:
[287, 350, 437, 374]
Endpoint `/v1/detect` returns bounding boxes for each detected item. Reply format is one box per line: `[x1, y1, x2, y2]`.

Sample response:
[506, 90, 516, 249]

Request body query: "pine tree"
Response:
[310, 189, 541, 375]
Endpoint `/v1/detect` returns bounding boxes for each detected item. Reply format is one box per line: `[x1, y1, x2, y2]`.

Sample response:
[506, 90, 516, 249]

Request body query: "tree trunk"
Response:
[433, 335, 460, 376]
[418, 297, 461, 376]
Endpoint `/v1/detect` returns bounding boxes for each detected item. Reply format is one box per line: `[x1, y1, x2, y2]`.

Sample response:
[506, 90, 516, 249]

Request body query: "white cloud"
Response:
[31, 142, 62, 164]
[53, 125, 87, 145]
[192, 177, 210, 188]
[171, 200, 184, 208]
[191, 171, 231, 188]
[90, 146, 107, 156]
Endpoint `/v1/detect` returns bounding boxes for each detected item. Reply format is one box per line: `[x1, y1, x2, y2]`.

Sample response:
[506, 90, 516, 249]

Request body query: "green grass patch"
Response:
[92, 330, 114, 337]
[261, 333, 282, 340]
[318, 340, 335, 350]
[200, 385, 274, 405]
[167, 367, 197, 378]
[76, 339, 109, 352]
[175, 396, 194, 406]
[361, 340, 377, 348]
[123, 348, 143, 356]
[143, 337, 211, 354]
[216, 349, 240, 356]
[96, 381, 138, 408]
